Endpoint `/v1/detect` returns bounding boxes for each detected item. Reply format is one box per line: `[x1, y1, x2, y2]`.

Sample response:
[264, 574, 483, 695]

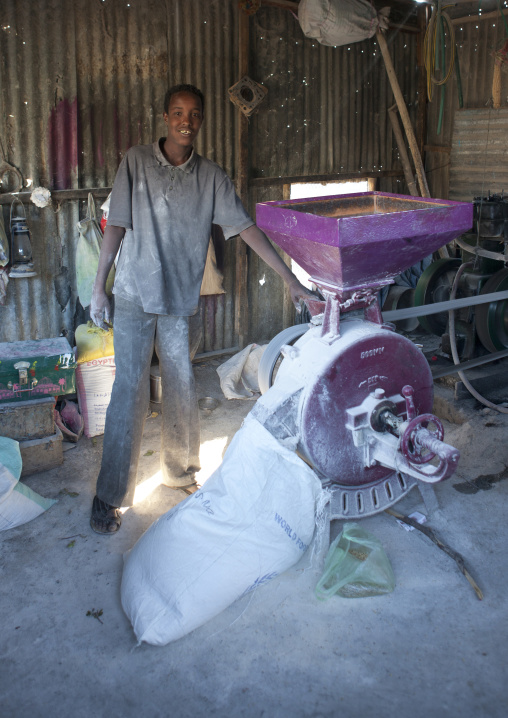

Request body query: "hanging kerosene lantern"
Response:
[10, 198, 37, 278]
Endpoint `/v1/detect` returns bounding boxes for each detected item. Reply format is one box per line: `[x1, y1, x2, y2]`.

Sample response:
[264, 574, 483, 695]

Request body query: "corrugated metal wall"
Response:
[0, 0, 240, 348]
[1, 0, 419, 347]
[1, 0, 80, 343]
[449, 107, 508, 200]
[250, 9, 418, 182]
[248, 6, 419, 339]
[426, 11, 508, 200]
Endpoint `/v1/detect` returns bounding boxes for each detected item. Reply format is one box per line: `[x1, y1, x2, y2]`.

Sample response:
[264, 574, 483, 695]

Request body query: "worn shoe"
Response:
[90, 495, 122, 534]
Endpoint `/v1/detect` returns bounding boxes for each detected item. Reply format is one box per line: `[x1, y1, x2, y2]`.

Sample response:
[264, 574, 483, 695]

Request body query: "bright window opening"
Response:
[289, 180, 369, 200]
[289, 180, 369, 287]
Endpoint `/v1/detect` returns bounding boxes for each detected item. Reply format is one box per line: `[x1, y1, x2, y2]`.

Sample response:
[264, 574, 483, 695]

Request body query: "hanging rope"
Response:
[423, 1, 456, 102]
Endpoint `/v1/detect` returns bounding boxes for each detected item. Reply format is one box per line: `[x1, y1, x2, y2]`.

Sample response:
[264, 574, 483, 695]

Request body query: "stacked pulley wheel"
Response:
[476, 268, 508, 352]
[414, 258, 461, 336]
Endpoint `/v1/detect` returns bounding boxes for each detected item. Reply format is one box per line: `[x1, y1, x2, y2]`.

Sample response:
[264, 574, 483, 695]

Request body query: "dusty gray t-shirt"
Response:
[108, 140, 254, 315]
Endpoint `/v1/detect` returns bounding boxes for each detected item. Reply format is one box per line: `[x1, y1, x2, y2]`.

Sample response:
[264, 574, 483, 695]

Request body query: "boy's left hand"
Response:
[288, 278, 320, 313]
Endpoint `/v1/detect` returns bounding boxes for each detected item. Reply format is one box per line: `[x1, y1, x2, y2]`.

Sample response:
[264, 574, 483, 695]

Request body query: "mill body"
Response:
[254, 192, 474, 517]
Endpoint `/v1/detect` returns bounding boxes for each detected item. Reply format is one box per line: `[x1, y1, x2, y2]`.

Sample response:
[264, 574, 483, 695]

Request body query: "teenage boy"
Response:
[90, 84, 312, 534]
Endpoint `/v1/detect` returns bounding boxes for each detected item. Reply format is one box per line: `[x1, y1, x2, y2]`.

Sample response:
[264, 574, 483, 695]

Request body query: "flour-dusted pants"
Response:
[96, 295, 202, 507]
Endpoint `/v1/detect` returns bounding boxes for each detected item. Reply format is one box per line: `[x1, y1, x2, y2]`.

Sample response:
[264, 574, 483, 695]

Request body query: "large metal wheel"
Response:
[476, 268, 508, 352]
[382, 286, 418, 332]
[414, 258, 461, 335]
[258, 324, 309, 394]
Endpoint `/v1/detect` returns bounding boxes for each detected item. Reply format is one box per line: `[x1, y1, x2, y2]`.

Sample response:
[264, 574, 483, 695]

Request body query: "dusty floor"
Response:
[1, 354, 508, 718]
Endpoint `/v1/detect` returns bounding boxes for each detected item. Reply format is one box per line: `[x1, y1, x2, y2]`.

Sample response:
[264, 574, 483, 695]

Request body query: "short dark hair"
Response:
[164, 84, 204, 114]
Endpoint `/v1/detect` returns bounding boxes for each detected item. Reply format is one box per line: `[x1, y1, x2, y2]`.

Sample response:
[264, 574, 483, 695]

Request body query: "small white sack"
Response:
[75, 356, 116, 437]
[121, 415, 324, 646]
[0, 480, 57, 531]
[0, 437, 56, 531]
[217, 344, 267, 399]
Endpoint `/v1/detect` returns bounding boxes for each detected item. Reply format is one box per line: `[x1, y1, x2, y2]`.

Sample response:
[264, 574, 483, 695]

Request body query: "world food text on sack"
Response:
[274, 513, 308, 551]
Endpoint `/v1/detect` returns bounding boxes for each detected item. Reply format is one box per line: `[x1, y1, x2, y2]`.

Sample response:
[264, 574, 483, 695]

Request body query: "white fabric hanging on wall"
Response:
[298, 0, 390, 47]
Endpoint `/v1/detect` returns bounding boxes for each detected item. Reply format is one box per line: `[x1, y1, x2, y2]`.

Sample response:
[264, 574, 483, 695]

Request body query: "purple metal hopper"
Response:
[256, 192, 473, 292]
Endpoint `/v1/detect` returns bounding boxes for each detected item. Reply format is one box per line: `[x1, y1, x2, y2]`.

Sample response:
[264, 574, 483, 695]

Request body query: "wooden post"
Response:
[234, 10, 250, 348]
[377, 29, 449, 259]
[376, 30, 430, 198]
[493, 63, 502, 109]
[388, 104, 418, 196]
[415, 4, 428, 159]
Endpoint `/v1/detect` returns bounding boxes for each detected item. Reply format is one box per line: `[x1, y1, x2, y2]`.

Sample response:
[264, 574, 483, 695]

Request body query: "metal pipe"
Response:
[453, 234, 507, 263]
[0, 187, 112, 205]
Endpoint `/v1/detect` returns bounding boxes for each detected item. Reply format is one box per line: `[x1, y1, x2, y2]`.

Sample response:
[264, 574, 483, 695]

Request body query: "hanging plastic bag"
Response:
[200, 238, 225, 296]
[100, 192, 112, 233]
[315, 522, 395, 599]
[0, 211, 9, 267]
[75, 193, 115, 308]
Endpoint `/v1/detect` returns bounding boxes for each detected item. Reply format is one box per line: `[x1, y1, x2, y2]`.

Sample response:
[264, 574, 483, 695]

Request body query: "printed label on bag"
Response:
[274, 513, 308, 551]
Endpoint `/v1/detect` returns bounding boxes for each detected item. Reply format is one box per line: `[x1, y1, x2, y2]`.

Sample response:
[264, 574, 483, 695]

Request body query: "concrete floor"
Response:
[1, 357, 508, 718]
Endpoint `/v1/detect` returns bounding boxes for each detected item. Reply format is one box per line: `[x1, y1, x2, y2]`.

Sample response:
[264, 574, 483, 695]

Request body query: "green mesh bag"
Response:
[315, 522, 395, 600]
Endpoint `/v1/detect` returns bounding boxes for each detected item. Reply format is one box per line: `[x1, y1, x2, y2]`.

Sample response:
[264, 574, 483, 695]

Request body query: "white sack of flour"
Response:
[121, 415, 324, 646]
[0, 437, 56, 531]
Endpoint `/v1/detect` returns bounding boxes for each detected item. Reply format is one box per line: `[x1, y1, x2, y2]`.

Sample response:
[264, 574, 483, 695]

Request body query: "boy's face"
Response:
[163, 91, 203, 152]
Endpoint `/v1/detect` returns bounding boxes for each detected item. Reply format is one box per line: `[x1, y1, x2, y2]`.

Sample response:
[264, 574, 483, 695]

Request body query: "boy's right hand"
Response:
[90, 286, 112, 330]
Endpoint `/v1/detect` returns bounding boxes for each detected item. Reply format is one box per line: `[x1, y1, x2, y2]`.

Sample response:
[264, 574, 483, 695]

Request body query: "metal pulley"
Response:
[475, 268, 508, 353]
[414, 258, 461, 335]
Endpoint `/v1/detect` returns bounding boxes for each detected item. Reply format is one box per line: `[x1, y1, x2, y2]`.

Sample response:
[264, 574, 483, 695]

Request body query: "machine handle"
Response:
[417, 430, 458, 463]
[402, 385, 417, 420]
[400, 413, 444, 464]
[400, 414, 460, 482]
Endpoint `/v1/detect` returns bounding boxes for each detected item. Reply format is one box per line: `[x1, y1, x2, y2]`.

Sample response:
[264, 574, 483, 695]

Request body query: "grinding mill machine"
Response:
[253, 192, 473, 519]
